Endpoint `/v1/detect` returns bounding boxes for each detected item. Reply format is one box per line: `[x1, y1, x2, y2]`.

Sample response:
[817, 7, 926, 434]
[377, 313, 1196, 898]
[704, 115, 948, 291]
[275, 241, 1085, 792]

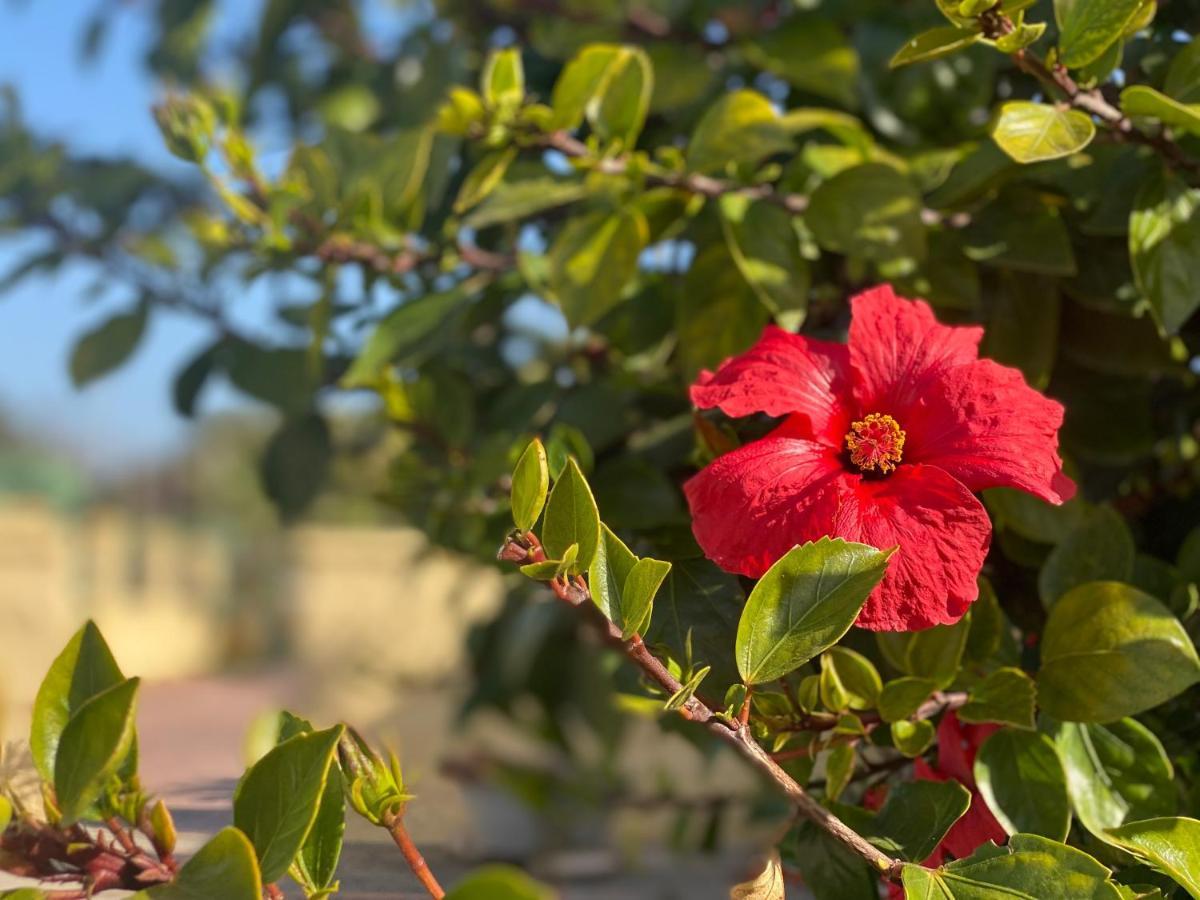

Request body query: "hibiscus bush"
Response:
[4, 0, 1200, 897]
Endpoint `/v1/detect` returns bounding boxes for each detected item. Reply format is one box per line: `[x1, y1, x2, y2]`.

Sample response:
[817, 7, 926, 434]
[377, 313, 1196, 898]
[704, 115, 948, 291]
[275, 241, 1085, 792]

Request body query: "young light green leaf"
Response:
[735, 537, 892, 685]
[1037, 581, 1200, 722]
[1057, 0, 1145, 68]
[974, 729, 1071, 840]
[453, 146, 517, 214]
[1122, 85, 1200, 136]
[551, 44, 652, 145]
[991, 101, 1096, 163]
[0, 796, 12, 833]
[511, 438, 549, 533]
[890, 26, 982, 68]
[31, 620, 125, 782]
[290, 762, 345, 896]
[1049, 718, 1175, 837]
[463, 177, 589, 230]
[664, 665, 711, 712]
[542, 458, 600, 575]
[892, 719, 935, 758]
[137, 827, 262, 900]
[901, 833, 1122, 898]
[825, 743, 856, 802]
[54, 677, 140, 824]
[878, 677, 937, 723]
[233, 725, 345, 883]
[620, 557, 671, 639]
[819, 647, 882, 711]
[958, 667, 1037, 729]
[1039, 506, 1135, 608]
[687, 89, 792, 174]
[1104, 817, 1200, 898]
[482, 48, 524, 109]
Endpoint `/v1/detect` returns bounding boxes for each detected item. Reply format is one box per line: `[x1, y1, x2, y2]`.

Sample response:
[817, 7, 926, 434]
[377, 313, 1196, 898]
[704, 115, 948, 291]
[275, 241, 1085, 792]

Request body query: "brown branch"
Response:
[383, 813, 445, 899]
[499, 533, 905, 884]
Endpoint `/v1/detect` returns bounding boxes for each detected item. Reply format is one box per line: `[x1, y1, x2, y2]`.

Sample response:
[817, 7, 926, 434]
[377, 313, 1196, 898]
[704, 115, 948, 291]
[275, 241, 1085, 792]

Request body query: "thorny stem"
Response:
[383, 813, 446, 899]
[499, 533, 906, 884]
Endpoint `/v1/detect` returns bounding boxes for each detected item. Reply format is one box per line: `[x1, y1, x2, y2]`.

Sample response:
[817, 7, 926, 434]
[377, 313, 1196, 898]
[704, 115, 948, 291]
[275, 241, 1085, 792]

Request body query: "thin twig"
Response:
[383, 813, 446, 899]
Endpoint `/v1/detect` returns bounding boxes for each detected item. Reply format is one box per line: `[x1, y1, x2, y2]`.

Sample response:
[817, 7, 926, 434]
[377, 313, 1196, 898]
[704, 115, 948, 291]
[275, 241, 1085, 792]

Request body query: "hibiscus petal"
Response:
[848, 285, 983, 416]
[904, 358, 1076, 504]
[684, 419, 846, 578]
[835, 465, 992, 631]
[935, 711, 1000, 786]
[691, 325, 852, 445]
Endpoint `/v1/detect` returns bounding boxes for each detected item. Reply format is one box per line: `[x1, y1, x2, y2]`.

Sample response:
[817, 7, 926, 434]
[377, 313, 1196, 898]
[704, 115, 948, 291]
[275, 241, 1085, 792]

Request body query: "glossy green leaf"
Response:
[547, 208, 647, 329]
[511, 439, 549, 533]
[69, 302, 148, 387]
[991, 101, 1096, 163]
[687, 89, 792, 174]
[1105, 817, 1200, 898]
[877, 612, 971, 689]
[901, 832, 1122, 897]
[31, 620, 124, 782]
[664, 665, 710, 712]
[551, 44, 652, 145]
[1121, 85, 1200, 136]
[233, 725, 345, 883]
[958, 667, 1036, 729]
[819, 647, 882, 711]
[620, 557, 671, 639]
[463, 178, 588, 230]
[890, 26, 982, 68]
[825, 743, 856, 801]
[793, 819, 877, 900]
[290, 761, 345, 895]
[868, 780, 971, 861]
[138, 827, 262, 900]
[719, 194, 808, 328]
[995, 20, 1048, 52]
[807, 163, 926, 264]
[542, 457, 600, 575]
[453, 148, 517, 215]
[964, 189, 1077, 275]
[1130, 169, 1200, 334]
[482, 48, 524, 109]
[975, 728, 1071, 839]
[1058, 0, 1145, 68]
[675, 244, 768, 380]
[878, 677, 937, 723]
[892, 719, 936, 758]
[446, 864, 555, 900]
[735, 537, 892, 685]
[1037, 581, 1200, 722]
[1049, 718, 1175, 836]
[54, 677, 140, 823]
[1040, 506, 1135, 608]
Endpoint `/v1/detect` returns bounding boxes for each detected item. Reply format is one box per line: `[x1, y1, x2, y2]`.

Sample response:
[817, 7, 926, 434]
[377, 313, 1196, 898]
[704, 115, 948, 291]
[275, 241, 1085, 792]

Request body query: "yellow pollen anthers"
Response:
[845, 413, 906, 475]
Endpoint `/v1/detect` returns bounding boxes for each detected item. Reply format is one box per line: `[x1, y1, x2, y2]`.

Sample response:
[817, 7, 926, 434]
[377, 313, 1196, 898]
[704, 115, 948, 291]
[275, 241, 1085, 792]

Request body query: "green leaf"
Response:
[687, 89, 792, 174]
[1105, 818, 1200, 898]
[806, 163, 926, 264]
[342, 289, 469, 388]
[511, 439, 549, 533]
[1037, 581, 1200, 722]
[664, 665, 711, 712]
[719, 194, 809, 328]
[877, 613, 971, 689]
[735, 537, 893, 685]
[69, 303, 148, 387]
[890, 26, 982, 68]
[446, 864, 555, 900]
[1040, 506, 1135, 608]
[542, 457, 601, 575]
[482, 48, 524, 109]
[138, 827, 262, 900]
[986, 487, 1088, 545]
[743, 17, 859, 108]
[30, 621, 125, 782]
[233, 725, 345, 883]
[675, 245, 768, 380]
[260, 413, 332, 523]
[1165, 37, 1200, 104]
[547, 208, 647, 329]
[290, 762, 345, 895]
[1049, 718, 1175, 836]
[878, 677, 937, 723]
[793, 819, 877, 900]
[620, 557, 671, 639]
[995, 20, 1048, 52]
[1121, 86, 1200, 137]
[54, 677, 140, 824]
[825, 743, 856, 801]
[990, 101, 1096, 164]
[958, 667, 1036, 729]
[964, 189, 1077, 275]
[901, 832, 1122, 897]
[869, 780, 971, 862]
[1058, 0, 1145, 68]
[983, 271, 1060, 390]
[463, 178, 588, 230]
[819, 647, 882, 711]
[0, 796, 10, 832]
[974, 728, 1071, 840]
[453, 147, 517, 214]
[551, 45, 652, 145]
[892, 719, 936, 758]
[1130, 169, 1200, 335]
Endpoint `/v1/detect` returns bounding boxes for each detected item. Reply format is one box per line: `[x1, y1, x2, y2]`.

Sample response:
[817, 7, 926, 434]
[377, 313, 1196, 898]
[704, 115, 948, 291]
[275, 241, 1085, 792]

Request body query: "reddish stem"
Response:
[384, 814, 445, 899]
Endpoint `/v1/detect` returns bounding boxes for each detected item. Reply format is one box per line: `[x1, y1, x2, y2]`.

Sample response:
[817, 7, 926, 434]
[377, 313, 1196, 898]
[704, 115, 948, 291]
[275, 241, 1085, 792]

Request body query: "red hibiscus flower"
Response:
[912, 712, 1007, 864]
[684, 285, 1074, 631]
